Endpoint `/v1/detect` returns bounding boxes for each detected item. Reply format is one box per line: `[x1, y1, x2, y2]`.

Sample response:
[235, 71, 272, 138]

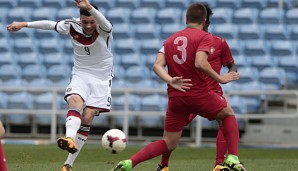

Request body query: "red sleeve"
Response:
[221, 39, 234, 66]
[197, 33, 212, 54]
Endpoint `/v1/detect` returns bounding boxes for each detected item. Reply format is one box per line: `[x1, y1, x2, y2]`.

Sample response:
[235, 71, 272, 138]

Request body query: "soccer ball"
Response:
[101, 129, 127, 154]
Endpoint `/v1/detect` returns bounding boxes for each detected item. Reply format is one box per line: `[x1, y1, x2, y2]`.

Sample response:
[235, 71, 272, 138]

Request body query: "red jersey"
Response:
[207, 34, 234, 95]
[163, 27, 212, 97]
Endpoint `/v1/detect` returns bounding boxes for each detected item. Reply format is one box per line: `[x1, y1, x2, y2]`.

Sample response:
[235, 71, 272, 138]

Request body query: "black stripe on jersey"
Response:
[106, 36, 110, 48]
[54, 21, 61, 32]
[65, 20, 81, 26]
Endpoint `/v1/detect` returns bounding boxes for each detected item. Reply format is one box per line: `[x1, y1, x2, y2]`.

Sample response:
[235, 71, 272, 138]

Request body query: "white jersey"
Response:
[55, 18, 113, 80]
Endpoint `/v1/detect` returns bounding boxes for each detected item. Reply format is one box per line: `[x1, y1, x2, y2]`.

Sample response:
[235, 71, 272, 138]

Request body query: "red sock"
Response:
[215, 125, 227, 165]
[222, 115, 239, 156]
[130, 140, 167, 168]
[161, 150, 172, 166]
[0, 142, 7, 171]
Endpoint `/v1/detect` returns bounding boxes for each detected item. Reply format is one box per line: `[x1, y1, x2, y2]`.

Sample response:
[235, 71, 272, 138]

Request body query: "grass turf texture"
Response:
[4, 144, 298, 171]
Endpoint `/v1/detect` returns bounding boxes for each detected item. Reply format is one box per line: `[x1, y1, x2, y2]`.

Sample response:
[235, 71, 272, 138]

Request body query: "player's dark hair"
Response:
[186, 3, 207, 24]
[80, 3, 98, 16]
[203, 4, 213, 27]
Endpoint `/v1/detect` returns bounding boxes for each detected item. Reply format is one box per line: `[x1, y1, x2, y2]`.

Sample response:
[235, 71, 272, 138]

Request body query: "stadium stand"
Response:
[1, 0, 298, 142]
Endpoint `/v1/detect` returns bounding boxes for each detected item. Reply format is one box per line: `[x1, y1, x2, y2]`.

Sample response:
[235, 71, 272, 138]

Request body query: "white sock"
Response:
[64, 132, 88, 166]
[65, 116, 81, 140]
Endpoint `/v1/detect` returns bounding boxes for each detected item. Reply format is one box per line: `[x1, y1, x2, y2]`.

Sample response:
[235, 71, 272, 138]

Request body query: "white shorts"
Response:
[64, 73, 112, 112]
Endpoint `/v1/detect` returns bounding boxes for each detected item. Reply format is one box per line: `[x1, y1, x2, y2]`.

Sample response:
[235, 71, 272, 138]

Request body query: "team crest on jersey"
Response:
[210, 47, 215, 54]
[67, 88, 72, 92]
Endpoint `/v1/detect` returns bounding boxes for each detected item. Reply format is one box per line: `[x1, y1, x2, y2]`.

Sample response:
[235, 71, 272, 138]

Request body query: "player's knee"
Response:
[68, 95, 84, 109]
[216, 106, 234, 121]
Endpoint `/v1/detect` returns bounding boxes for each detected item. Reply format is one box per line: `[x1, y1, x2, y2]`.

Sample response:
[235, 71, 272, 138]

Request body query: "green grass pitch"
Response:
[4, 144, 298, 171]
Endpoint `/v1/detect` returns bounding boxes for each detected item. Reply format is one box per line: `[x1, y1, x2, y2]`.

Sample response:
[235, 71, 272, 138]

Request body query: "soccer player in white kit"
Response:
[7, 0, 113, 170]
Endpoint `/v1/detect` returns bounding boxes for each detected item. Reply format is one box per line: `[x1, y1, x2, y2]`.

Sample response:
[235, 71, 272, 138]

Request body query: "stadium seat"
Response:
[285, 8, 298, 24]
[1, 79, 28, 88]
[18, 0, 42, 8]
[277, 56, 298, 84]
[241, 0, 267, 9]
[107, 7, 131, 24]
[0, 92, 7, 109]
[0, 0, 17, 8]
[226, 39, 244, 56]
[34, 29, 58, 40]
[213, 23, 238, 39]
[134, 24, 161, 39]
[56, 7, 80, 21]
[27, 78, 53, 87]
[92, 0, 115, 9]
[16, 52, 42, 68]
[228, 95, 248, 114]
[0, 38, 12, 53]
[46, 64, 71, 82]
[63, 39, 73, 55]
[140, 94, 167, 111]
[13, 38, 36, 53]
[6, 7, 32, 24]
[114, 39, 139, 54]
[112, 23, 134, 39]
[155, 8, 182, 25]
[112, 94, 141, 111]
[138, 115, 164, 128]
[164, 0, 190, 9]
[233, 55, 250, 68]
[22, 64, 47, 81]
[120, 53, 145, 69]
[31, 7, 57, 21]
[9, 28, 33, 39]
[112, 65, 126, 80]
[125, 79, 159, 89]
[244, 40, 269, 56]
[250, 55, 278, 71]
[259, 67, 287, 89]
[52, 78, 70, 88]
[221, 82, 240, 93]
[267, 0, 292, 9]
[139, 0, 164, 9]
[270, 40, 295, 56]
[139, 39, 162, 55]
[0, 52, 15, 67]
[289, 24, 298, 40]
[259, 8, 284, 24]
[42, 53, 68, 68]
[38, 38, 62, 54]
[160, 23, 183, 39]
[263, 24, 289, 40]
[0, 64, 21, 81]
[0, 8, 8, 24]
[191, 0, 217, 8]
[112, 79, 127, 88]
[7, 92, 34, 109]
[210, 8, 233, 24]
[130, 8, 156, 24]
[238, 24, 263, 40]
[144, 54, 156, 68]
[115, 0, 140, 8]
[42, 0, 65, 8]
[236, 67, 259, 84]
[125, 65, 151, 82]
[216, 0, 241, 9]
[233, 8, 259, 24]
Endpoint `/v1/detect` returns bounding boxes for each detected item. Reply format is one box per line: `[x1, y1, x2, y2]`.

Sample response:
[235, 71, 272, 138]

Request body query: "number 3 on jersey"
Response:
[173, 36, 187, 64]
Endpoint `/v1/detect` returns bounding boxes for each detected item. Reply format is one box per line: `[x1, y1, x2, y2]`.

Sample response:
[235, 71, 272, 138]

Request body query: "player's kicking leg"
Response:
[212, 163, 230, 171]
[61, 164, 72, 171]
[155, 164, 169, 171]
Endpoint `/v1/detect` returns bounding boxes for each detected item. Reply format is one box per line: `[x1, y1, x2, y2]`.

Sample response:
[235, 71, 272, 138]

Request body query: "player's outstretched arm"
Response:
[7, 22, 27, 32]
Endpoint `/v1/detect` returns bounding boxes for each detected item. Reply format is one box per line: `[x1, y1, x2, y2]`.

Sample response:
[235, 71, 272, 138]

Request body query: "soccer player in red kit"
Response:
[156, 4, 241, 171]
[112, 3, 245, 171]
[0, 121, 7, 171]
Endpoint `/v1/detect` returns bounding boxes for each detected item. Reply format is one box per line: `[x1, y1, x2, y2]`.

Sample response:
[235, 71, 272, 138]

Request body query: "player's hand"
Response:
[74, 0, 92, 11]
[7, 22, 27, 32]
[219, 71, 240, 84]
[170, 76, 192, 92]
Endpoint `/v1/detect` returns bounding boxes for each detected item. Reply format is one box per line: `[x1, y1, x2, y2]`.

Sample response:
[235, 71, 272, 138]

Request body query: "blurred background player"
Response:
[156, 4, 238, 171]
[111, 3, 244, 171]
[0, 121, 7, 171]
[7, 0, 113, 170]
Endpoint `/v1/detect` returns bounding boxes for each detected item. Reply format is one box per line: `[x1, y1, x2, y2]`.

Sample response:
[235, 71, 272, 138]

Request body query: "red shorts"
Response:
[164, 91, 227, 132]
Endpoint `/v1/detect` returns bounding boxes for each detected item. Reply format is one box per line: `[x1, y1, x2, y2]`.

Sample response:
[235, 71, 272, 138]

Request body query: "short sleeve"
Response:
[221, 39, 234, 66]
[197, 33, 212, 54]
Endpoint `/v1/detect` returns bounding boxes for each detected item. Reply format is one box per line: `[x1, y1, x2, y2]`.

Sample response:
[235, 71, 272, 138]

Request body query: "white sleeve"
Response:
[159, 46, 165, 53]
[27, 20, 56, 30]
[88, 7, 112, 33]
